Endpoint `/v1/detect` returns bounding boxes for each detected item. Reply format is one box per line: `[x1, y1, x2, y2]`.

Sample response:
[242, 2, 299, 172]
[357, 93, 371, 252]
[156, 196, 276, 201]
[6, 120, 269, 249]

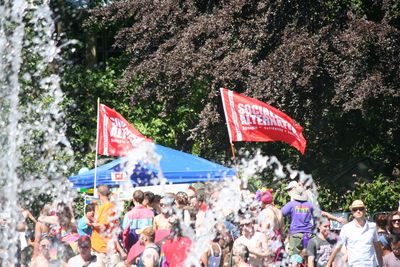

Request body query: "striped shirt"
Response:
[122, 205, 154, 230]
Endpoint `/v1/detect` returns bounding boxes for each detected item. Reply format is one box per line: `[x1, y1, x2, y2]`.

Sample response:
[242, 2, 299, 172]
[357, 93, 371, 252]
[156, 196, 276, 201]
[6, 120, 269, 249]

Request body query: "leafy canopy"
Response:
[79, 0, 400, 185]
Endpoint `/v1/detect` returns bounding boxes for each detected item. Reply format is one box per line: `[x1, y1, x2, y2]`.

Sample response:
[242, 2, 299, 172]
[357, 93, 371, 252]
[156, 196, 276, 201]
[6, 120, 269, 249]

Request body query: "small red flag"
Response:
[97, 104, 152, 156]
[220, 88, 306, 154]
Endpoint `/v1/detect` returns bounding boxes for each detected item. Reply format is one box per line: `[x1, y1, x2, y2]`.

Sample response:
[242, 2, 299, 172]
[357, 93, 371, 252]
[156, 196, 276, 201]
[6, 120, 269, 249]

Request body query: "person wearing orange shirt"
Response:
[91, 185, 126, 265]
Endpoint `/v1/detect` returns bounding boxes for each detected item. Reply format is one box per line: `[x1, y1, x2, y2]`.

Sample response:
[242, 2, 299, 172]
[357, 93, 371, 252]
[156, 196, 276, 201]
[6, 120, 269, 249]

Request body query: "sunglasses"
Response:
[392, 219, 400, 223]
[351, 207, 365, 212]
[79, 245, 91, 249]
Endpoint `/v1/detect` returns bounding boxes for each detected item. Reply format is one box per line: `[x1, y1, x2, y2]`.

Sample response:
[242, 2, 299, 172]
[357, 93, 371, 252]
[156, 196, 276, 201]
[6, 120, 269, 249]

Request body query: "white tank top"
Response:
[207, 243, 222, 267]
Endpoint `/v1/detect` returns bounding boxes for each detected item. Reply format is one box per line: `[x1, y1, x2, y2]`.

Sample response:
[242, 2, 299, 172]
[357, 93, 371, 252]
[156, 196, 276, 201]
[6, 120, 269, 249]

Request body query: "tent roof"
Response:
[69, 144, 236, 189]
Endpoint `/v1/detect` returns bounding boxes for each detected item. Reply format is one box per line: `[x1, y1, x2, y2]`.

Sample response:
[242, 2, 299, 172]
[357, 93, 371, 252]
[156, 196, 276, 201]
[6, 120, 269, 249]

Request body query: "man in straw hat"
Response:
[326, 199, 383, 267]
[281, 186, 314, 256]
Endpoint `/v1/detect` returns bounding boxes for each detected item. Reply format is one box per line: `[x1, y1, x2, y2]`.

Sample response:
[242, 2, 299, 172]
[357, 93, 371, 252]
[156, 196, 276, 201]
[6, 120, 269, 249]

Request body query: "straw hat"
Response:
[349, 200, 366, 211]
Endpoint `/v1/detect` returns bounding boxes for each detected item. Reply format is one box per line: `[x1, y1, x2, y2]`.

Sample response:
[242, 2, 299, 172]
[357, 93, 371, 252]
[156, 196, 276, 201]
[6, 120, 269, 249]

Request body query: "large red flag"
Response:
[97, 104, 152, 156]
[220, 88, 306, 154]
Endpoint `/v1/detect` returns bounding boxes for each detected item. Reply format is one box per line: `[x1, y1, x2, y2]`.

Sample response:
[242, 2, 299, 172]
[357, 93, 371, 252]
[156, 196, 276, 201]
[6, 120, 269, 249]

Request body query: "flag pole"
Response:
[220, 88, 240, 179]
[93, 98, 100, 197]
[230, 142, 240, 178]
[230, 143, 237, 166]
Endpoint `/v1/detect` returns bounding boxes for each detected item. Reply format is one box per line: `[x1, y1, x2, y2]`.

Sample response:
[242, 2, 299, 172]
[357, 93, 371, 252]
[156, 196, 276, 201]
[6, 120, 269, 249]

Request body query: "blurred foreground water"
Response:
[0, 0, 75, 264]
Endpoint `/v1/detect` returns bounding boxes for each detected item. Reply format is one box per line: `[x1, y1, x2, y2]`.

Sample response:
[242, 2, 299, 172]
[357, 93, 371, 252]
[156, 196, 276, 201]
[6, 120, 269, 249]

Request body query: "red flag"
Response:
[97, 104, 152, 156]
[220, 88, 306, 154]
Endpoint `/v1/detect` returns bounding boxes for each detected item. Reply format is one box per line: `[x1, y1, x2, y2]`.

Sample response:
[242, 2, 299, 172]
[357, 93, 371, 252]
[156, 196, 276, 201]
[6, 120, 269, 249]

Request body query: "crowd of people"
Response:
[8, 180, 400, 267]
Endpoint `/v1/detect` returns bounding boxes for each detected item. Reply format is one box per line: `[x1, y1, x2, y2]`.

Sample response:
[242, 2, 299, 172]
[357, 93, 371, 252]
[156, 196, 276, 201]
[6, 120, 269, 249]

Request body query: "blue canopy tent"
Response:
[69, 144, 236, 189]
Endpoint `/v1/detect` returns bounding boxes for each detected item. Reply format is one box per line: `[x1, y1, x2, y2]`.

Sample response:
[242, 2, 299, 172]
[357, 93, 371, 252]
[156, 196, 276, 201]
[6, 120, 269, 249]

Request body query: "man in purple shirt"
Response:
[281, 186, 314, 256]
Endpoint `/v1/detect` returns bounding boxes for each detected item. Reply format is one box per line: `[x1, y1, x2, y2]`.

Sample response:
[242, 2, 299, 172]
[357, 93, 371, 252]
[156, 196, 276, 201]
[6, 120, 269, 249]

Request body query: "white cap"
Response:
[285, 181, 298, 190]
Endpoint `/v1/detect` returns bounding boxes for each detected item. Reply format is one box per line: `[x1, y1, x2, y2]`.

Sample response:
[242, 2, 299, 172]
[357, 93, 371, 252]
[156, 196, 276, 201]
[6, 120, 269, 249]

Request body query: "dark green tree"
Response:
[69, 0, 400, 186]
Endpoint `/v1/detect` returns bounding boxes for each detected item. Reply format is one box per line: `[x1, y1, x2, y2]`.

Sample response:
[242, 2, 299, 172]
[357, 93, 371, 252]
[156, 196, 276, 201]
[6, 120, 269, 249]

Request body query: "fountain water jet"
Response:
[0, 0, 75, 265]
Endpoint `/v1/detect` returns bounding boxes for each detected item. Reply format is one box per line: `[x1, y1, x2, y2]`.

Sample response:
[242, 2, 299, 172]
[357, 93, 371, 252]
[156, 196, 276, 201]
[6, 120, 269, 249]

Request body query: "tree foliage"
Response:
[317, 174, 400, 213]
[62, 58, 207, 170]
[76, 0, 400, 185]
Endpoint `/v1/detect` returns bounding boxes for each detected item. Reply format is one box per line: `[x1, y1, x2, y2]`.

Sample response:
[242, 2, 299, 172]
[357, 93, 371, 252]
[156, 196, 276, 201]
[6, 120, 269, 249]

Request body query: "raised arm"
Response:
[321, 211, 347, 224]
[38, 215, 59, 225]
[24, 210, 38, 224]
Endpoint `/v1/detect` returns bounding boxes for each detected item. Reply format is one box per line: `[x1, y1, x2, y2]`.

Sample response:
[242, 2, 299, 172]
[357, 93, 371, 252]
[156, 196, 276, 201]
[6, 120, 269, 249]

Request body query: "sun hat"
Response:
[255, 188, 273, 204]
[260, 191, 273, 204]
[189, 182, 205, 192]
[286, 181, 298, 190]
[349, 200, 366, 211]
[289, 186, 308, 202]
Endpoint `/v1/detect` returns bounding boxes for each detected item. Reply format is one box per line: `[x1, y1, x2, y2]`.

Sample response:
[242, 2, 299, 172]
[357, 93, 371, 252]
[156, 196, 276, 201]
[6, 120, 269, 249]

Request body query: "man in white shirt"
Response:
[327, 200, 383, 267]
[233, 218, 270, 266]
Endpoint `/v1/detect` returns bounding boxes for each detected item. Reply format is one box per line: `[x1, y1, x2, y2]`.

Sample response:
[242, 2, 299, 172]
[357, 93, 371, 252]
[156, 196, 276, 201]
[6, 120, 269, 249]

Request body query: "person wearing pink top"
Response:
[122, 190, 154, 252]
[161, 220, 192, 267]
[123, 190, 154, 230]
